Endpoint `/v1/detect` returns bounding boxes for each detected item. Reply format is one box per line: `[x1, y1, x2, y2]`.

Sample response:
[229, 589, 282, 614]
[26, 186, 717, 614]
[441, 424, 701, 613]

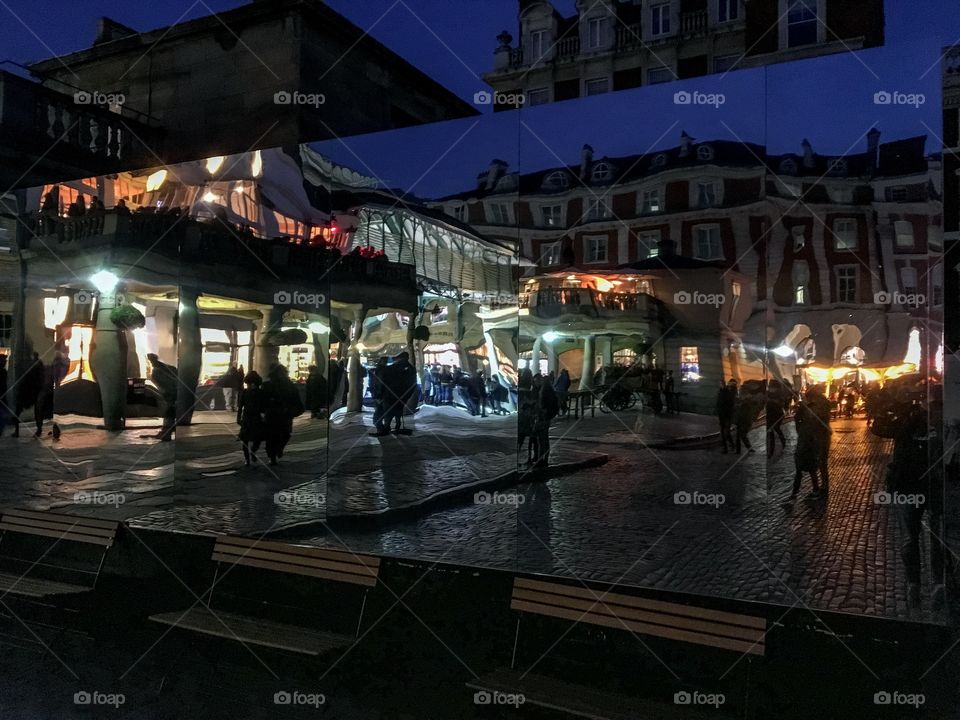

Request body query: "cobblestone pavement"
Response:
[294, 418, 940, 622]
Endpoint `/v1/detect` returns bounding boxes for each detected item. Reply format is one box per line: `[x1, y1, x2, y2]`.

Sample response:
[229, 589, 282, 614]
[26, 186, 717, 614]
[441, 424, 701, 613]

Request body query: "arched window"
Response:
[591, 162, 613, 183]
[827, 158, 848, 176]
[779, 158, 797, 175]
[652, 153, 668, 168]
[544, 171, 569, 190]
[697, 145, 715, 161]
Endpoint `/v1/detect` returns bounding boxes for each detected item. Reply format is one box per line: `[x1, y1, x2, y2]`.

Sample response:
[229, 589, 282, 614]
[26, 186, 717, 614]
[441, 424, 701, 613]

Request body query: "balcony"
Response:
[615, 24, 643, 50]
[524, 288, 659, 320]
[556, 35, 581, 61]
[681, 10, 709, 35]
[24, 211, 417, 299]
[0, 70, 165, 190]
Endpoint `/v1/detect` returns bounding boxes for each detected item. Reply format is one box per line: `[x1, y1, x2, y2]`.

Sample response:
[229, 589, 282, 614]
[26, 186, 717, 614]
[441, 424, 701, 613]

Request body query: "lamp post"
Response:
[87, 271, 126, 430]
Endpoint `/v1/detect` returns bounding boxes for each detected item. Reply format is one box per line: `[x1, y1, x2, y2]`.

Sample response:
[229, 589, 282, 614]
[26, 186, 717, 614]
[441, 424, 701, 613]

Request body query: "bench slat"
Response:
[514, 577, 765, 630]
[0, 572, 92, 598]
[3, 509, 118, 530]
[212, 546, 378, 580]
[1, 516, 116, 539]
[214, 536, 379, 569]
[512, 589, 766, 645]
[512, 599, 764, 656]
[0, 523, 114, 547]
[149, 608, 353, 656]
[211, 553, 377, 587]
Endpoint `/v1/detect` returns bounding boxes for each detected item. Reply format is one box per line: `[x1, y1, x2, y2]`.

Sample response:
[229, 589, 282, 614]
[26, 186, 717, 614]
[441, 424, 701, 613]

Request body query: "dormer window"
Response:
[495, 174, 517, 191]
[779, 158, 798, 175]
[591, 162, 613, 183]
[697, 145, 715, 161]
[451, 204, 466, 221]
[652, 154, 668, 168]
[544, 171, 569, 190]
[827, 159, 847, 177]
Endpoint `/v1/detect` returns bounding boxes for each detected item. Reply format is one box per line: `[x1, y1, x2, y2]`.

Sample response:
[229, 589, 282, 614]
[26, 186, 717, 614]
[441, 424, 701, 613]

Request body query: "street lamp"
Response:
[90, 270, 119, 295]
[772, 344, 795, 358]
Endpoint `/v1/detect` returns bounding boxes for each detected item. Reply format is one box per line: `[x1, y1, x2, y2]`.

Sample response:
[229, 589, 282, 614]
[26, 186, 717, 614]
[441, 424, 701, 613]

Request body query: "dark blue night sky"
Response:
[0, 0, 955, 197]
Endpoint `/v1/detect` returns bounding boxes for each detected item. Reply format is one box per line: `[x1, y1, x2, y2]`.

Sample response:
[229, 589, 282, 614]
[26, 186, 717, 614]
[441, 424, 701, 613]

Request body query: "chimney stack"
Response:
[679, 131, 694, 158]
[801, 139, 815, 169]
[579, 144, 594, 179]
[866, 127, 881, 175]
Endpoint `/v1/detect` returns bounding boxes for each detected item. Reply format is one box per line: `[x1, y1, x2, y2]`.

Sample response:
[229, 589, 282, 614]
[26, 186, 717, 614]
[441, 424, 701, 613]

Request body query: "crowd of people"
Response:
[421, 364, 511, 417]
[517, 368, 560, 468]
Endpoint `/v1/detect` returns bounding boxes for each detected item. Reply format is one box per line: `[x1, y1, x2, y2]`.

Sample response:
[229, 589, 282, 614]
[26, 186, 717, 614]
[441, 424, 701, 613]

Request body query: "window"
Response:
[585, 77, 610, 96]
[680, 347, 700, 383]
[836, 266, 857, 303]
[718, 0, 739, 22]
[592, 163, 613, 183]
[527, 88, 550, 106]
[638, 280, 653, 295]
[541, 204, 563, 227]
[887, 186, 909, 202]
[0, 313, 11, 351]
[730, 280, 742, 316]
[652, 153, 668, 168]
[584, 235, 608, 263]
[586, 197, 612, 221]
[586, 17, 605, 48]
[451, 204, 466, 221]
[779, 158, 798, 175]
[489, 202, 510, 225]
[792, 225, 806, 251]
[827, 159, 847, 176]
[696, 181, 720, 208]
[793, 260, 810, 305]
[648, 66, 673, 84]
[787, 0, 818, 48]
[541, 241, 562, 266]
[651, 3, 671, 36]
[894, 220, 914, 248]
[613, 348, 638, 366]
[544, 171, 569, 190]
[637, 229, 661, 258]
[714, 54, 739, 73]
[833, 218, 857, 250]
[697, 145, 715, 161]
[900, 266, 918, 295]
[829, 186, 854, 204]
[640, 188, 661, 213]
[694, 224, 722, 260]
[530, 30, 547, 60]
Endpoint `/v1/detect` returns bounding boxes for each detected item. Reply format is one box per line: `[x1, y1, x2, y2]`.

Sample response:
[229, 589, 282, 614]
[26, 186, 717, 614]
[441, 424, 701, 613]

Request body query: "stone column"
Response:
[175, 288, 202, 426]
[89, 287, 127, 430]
[532, 336, 543, 375]
[579, 335, 596, 391]
[254, 305, 285, 377]
[347, 305, 367, 412]
[546, 343, 558, 375]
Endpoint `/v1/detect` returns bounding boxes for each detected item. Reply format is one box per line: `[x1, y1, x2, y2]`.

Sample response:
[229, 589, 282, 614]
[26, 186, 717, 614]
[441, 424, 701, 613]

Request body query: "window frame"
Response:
[640, 187, 662, 214]
[651, 2, 672, 36]
[583, 234, 609, 264]
[637, 228, 662, 258]
[693, 223, 723, 260]
[832, 218, 858, 251]
[540, 240, 563, 266]
[835, 265, 858, 303]
[540, 203, 565, 228]
[584, 77, 610, 96]
[894, 220, 915, 248]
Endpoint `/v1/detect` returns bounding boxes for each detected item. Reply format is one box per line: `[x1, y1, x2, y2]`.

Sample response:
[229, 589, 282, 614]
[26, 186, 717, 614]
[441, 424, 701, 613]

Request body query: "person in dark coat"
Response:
[375, 352, 417, 435]
[305, 365, 326, 419]
[262, 364, 303, 465]
[766, 379, 788, 456]
[715, 379, 737, 453]
[368, 357, 389, 433]
[533, 376, 560, 468]
[790, 391, 824, 499]
[236, 371, 265, 465]
[148, 353, 179, 441]
[465, 370, 487, 417]
[12, 352, 45, 438]
[806, 386, 832, 491]
[734, 384, 760, 454]
[554, 369, 571, 416]
[517, 369, 537, 465]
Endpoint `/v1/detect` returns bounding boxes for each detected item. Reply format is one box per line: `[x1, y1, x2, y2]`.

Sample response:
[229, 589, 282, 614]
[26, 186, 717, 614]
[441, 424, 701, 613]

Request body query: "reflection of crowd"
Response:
[422, 364, 511, 417]
[235, 364, 304, 466]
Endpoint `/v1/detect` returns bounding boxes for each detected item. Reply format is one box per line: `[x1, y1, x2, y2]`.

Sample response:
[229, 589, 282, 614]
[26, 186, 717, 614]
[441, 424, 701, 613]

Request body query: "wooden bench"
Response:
[0, 509, 117, 598]
[149, 536, 380, 656]
[468, 576, 768, 719]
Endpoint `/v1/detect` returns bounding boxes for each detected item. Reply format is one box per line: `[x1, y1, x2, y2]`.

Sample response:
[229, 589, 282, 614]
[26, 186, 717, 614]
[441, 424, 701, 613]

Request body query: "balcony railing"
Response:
[526, 288, 658, 319]
[615, 24, 644, 49]
[556, 35, 581, 60]
[27, 211, 417, 290]
[681, 10, 708, 34]
[0, 70, 164, 188]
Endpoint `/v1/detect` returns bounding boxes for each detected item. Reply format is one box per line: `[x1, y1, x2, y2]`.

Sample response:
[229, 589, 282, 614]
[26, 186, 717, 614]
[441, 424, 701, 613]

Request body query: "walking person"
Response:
[533, 375, 560, 468]
[369, 357, 389, 436]
[262, 364, 303, 465]
[554, 368, 571, 416]
[236, 371, 265, 466]
[517, 368, 538, 466]
[305, 365, 326, 419]
[805, 385, 833, 492]
[465, 370, 487, 417]
[734, 384, 759, 454]
[789, 392, 823, 500]
[715, 379, 737, 454]
[147, 353, 178, 441]
[663, 370, 677, 414]
[12, 352, 44, 438]
[220, 365, 243, 412]
[766, 379, 788, 457]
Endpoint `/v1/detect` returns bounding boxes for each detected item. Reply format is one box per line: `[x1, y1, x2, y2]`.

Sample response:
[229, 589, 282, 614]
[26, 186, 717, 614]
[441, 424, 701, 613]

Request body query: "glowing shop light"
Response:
[90, 270, 119, 295]
[205, 156, 226, 174]
[145, 169, 167, 191]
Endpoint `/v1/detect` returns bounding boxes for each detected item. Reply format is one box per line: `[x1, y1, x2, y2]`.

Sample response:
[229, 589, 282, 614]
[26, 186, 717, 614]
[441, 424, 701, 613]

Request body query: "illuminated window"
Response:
[793, 260, 810, 304]
[541, 204, 564, 227]
[638, 279, 653, 295]
[680, 346, 700, 383]
[637, 229, 661, 258]
[792, 225, 806, 251]
[541, 241, 562, 266]
[613, 348, 638, 366]
[640, 188, 661, 214]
